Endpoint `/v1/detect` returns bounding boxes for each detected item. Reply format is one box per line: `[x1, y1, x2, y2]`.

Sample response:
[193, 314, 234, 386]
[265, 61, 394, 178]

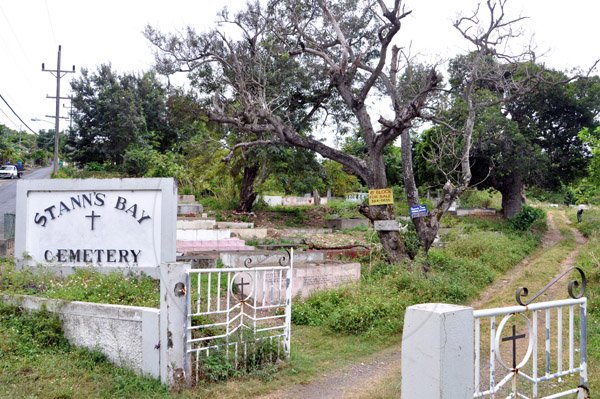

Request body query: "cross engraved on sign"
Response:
[502, 324, 526, 369]
[85, 211, 101, 231]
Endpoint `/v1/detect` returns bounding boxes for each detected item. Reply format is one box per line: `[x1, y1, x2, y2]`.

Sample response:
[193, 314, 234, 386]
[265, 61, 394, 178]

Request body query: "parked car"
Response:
[0, 165, 21, 179]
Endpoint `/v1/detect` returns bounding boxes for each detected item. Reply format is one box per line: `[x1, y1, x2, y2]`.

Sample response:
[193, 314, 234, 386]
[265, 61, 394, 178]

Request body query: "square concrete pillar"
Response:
[159, 262, 191, 387]
[401, 303, 474, 398]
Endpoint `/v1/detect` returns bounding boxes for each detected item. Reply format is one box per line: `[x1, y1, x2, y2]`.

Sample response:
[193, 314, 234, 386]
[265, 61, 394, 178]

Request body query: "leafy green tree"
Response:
[579, 126, 600, 185]
[146, 0, 540, 260]
[323, 160, 361, 197]
[68, 65, 173, 166]
[468, 69, 600, 216]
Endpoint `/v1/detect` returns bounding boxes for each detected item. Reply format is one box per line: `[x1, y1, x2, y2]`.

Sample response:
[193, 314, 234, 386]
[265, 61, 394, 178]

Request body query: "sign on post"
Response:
[368, 188, 393, 206]
[15, 178, 177, 274]
[409, 205, 429, 218]
[373, 220, 400, 231]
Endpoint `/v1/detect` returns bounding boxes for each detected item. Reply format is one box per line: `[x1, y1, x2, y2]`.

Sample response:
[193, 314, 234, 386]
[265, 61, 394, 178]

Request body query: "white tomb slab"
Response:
[15, 178, 176, 273]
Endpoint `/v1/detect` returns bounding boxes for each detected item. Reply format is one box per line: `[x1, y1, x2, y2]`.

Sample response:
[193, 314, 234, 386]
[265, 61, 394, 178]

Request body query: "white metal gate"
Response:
[185, 250, 293, 383]
[473, 267, 588, 398]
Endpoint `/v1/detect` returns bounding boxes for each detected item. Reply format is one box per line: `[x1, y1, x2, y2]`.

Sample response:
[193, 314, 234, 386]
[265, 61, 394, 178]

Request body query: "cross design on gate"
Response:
[234, 277, 250, 302]
[502, 324, 526, 369]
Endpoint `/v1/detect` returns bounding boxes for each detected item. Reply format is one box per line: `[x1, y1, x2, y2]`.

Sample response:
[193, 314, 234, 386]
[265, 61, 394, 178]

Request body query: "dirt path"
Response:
[258, 210, 587, 399]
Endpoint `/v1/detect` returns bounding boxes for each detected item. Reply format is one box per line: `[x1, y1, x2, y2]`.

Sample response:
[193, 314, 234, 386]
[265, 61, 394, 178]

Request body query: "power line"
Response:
[0, 93, 37, 134]
[0, 107, 18, 129]
[44, 0, 57, 44]
[0, 3, 32, 64]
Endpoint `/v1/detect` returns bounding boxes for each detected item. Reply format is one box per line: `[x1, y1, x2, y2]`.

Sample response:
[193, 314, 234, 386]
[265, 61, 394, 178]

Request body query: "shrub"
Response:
[509, 205, 546, 231]
[325, 199, 362, 219]
[460, 188, 501, 209]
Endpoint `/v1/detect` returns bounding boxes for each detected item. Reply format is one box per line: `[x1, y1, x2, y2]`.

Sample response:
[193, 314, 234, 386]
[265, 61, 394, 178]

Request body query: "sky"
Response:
[0, 0, 598, 134]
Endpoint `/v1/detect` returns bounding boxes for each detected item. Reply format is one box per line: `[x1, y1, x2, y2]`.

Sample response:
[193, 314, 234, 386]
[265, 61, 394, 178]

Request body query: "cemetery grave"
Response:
[1, 176, 597, 398]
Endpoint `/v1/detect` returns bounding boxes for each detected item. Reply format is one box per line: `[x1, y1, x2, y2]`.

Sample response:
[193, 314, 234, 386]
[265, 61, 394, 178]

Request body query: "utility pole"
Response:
[43, 45, 75, 174]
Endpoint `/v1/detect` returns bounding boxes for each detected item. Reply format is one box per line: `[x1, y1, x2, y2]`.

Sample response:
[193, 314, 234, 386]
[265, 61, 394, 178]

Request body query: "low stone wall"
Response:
[177, 219, 217, 229]
[177, 229, 232, 241]
[454, 208, 497, 216]
[239, 261, 360, 301]
[230, 228, 268, 239]
[220, 250, 325, 268]
[325, 218, 369, 230]
[276, 228, 333, 236]
[1, 294, 160, 378]
[293, 262, 361, 298]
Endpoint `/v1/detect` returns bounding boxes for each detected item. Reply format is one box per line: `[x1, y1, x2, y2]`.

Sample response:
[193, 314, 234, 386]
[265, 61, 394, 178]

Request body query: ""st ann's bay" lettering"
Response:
[33, 192, 152, 227]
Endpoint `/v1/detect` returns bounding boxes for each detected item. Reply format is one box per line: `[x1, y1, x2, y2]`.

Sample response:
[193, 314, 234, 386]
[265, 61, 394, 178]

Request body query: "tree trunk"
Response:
[313, 189, 320, 206]
[236, 164, 259, 213]
[359, 203, 408, 264]
[499, 172, 524, 218]
[399, 128, 441, 254]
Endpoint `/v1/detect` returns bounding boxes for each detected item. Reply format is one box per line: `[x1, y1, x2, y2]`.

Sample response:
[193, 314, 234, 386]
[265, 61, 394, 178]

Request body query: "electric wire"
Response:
[0, 3, 32, 64]
[0, 107, 19, 129]
[44, 0, 57, 45]
[0, 93, 38, 134]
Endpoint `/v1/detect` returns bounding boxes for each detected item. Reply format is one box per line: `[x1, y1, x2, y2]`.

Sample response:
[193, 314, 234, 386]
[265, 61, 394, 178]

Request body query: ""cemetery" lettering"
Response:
[44, 249, 141, 263]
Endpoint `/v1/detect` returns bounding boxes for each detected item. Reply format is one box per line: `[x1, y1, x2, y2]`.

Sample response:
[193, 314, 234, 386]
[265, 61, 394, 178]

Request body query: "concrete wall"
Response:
[263, 195, 328, 207]
[176, 229, 231, 241]
[325, 218, 369, 230]
[1, 293, 160, 379]
[239, 261, 361, 301]
[454, 208, 497, 216]
[0, 238, 14, 257]
[177, 220, 217, 229]
[220, 250, 325, 268]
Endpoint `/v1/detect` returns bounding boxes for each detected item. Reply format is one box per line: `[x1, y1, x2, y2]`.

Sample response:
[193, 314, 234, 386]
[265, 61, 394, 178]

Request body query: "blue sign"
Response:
[409, 205, 429, 218]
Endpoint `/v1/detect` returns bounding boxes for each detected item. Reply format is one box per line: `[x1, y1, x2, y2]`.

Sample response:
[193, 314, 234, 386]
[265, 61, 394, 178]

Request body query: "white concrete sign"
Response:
[373, 220, 399, 231]
[15, 178, 177, 271]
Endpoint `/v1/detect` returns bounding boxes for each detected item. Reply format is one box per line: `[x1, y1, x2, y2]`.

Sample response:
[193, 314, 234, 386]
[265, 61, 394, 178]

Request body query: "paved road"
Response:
[0, 166, 52, 238]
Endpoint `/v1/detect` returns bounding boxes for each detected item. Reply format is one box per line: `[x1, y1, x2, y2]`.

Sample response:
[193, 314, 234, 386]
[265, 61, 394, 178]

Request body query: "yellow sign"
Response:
[368, 188, 394, 206]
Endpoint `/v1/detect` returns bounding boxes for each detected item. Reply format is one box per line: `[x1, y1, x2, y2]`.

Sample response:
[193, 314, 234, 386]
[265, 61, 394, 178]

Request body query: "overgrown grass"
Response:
[569, 207, 600, 237]
[459, 188, 502, 209]
[0, 214, 547, 397]
[0, 262, 159, 308]
[0, 303, 168, 399]
[325, 199, 363, 219]
[572, 215, 600, 392]
[293, 216, 541, 337]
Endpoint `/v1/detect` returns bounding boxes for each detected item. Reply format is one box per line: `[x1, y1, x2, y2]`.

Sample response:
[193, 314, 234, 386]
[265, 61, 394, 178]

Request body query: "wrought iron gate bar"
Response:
[516, 267, 586, 306]
[185, 251, 293, 384]
[473, 297, 586, 318]
[473, 297, 587, 398]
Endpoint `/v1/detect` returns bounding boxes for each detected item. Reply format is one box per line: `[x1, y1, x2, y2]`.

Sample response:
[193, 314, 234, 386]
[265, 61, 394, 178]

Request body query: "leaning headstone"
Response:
[15, 178, 177, 276]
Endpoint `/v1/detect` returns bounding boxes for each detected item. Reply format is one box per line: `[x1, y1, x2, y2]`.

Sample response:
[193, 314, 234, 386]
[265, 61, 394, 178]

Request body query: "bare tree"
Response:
[145, 0, 538, 260]
[406, 0, 539, 250]
[146, 0, 441, 263]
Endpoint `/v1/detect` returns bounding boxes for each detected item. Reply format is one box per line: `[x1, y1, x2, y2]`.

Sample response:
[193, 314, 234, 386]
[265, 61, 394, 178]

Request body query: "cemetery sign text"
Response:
[15, 178, 177, 272]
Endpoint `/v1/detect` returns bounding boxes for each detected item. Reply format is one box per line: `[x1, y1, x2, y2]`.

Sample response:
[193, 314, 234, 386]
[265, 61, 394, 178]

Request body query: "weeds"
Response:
[0, 262, 159, 308]
[292, 216, 540, 336]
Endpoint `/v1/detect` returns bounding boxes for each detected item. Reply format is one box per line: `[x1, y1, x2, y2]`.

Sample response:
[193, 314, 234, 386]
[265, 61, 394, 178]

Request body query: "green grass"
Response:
[569, 207, 600, 237]
[0, 262, 160, 308]
[293, 216, 540, 337]
[0, 303, 168, 399]
[572, 212, 600, 392]
[0, 214, 546, 397]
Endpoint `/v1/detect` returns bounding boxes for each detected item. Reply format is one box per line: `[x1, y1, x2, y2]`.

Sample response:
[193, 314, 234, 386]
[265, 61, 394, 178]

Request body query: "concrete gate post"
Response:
[159, 262, 191, 387]
[401, 303, 474, 398]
